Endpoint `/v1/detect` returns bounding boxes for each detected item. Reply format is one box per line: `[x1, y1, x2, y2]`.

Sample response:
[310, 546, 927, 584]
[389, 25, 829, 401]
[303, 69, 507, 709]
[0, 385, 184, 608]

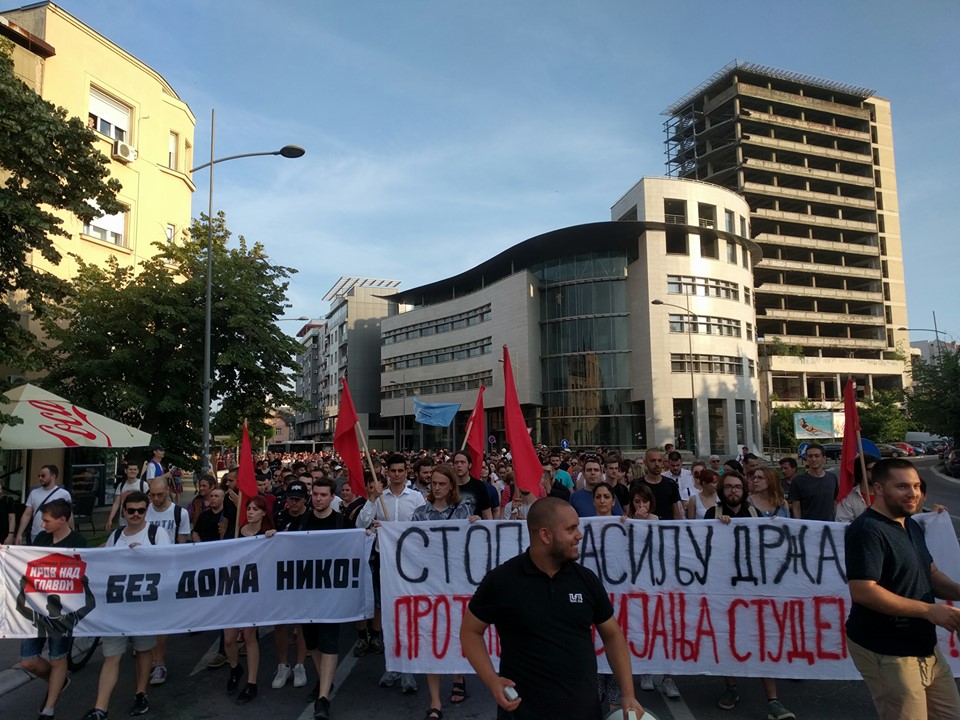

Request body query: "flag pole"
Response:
[460, 415, 475, 452]
[356, 420, 389, 521]
[234, 488, 243, 538]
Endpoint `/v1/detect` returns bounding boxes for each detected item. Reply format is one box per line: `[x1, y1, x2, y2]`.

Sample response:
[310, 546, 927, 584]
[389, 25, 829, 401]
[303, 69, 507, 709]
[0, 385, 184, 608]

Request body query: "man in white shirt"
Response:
[16, 465, 72, 545]
[356, 453, 425, 694]
[80, 493, 170, 720]
[663, 451, 697, 510]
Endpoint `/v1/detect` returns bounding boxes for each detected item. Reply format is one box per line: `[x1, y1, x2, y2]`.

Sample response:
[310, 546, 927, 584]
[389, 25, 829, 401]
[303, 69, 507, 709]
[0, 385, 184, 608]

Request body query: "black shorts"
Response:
[301, 623, 339, 654]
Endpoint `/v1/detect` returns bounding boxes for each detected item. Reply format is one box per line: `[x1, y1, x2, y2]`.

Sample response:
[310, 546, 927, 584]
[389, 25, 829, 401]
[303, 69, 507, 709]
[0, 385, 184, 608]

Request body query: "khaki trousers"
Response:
[848, 638, 960, 719]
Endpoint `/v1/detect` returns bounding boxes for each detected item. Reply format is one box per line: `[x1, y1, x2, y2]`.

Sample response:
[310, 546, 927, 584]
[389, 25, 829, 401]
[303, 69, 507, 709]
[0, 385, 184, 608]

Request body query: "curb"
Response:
[0, 666, 33, 697]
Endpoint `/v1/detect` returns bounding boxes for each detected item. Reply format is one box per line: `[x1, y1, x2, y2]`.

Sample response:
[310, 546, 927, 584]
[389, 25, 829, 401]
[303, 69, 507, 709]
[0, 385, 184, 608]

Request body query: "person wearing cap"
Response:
[270, 479, 311, 692]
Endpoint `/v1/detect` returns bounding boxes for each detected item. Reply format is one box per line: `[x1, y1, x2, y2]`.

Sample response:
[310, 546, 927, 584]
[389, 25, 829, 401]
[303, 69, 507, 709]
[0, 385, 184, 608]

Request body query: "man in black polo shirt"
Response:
[460, 498, 643, 720]
[845, 458, 960, 718]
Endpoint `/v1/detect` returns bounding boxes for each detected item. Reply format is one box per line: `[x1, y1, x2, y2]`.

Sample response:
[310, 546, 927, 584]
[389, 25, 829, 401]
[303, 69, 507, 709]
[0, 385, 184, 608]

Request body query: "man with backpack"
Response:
[145, 477, 191, 686]
[15, 465, 72, 545]
[80, 492, 170, 720]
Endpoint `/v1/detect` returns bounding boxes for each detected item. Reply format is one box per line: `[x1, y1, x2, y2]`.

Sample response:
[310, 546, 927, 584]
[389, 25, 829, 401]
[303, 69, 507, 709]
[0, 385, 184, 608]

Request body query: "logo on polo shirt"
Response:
[569, 593, 583, 603]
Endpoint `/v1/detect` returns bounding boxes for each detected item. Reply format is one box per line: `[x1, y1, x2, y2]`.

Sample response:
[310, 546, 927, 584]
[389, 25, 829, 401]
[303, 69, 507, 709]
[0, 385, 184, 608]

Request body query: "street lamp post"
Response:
[652, 298, 698, 458]
[190, 108, 305, 473]
[899, 312, 946, 363]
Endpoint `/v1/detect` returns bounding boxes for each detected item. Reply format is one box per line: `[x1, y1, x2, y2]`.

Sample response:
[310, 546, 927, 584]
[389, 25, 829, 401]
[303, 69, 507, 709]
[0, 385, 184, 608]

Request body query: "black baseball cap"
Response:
[286, 481, 308, 499]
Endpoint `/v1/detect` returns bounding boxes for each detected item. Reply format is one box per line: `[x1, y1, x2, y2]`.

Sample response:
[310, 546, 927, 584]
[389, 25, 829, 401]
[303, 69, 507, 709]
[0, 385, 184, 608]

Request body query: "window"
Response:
[725, 210, 736, 233]
[168, 132, 178, 170]
[740, 216, 748, 237]
[664, 198, 686, 225]
[700, 234, 718, 259]
[666, 275, 739, 301]
[746, 323, 753, 341]
[89, 88, 130, 142]
[665, 229, 688, 255]
[744, 288, 752, 306]
[742, 246, 750, 269]
[726, 240, 738, 264]
[698, 203, 716, 229]
[83, 202, 127, 246]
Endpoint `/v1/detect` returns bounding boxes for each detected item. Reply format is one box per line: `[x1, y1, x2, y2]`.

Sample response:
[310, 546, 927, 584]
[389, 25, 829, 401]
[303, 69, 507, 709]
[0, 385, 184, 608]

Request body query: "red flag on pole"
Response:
[502, 346, 542, 494]
[237, 421, 258, 499]
[464, 386, 485, 479]
[838, 378, 860, 501]
[334, 378, 367, 498]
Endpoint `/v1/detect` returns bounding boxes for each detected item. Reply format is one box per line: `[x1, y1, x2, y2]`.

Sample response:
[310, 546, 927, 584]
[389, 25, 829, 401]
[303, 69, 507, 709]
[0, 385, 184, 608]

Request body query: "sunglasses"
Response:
[125, 506, 147, 515]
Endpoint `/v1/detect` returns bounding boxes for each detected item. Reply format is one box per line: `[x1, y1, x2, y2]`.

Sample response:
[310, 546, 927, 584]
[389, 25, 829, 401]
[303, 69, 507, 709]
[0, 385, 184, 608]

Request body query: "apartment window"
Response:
[664, 198, 686, 225]
[665, 228, 688, 255]
[165, 224, 175, 243]
[873, 148, 880, 165]
[742, 247, 750, 269]
[740, 216, 748, 237]
[724, 209, 736, 233]
[698, 203, 716, 229]
[879, 236, 887, 255]
[88, 88, 130, 142]
[871, 126, 878, 144]
[877, 214, 885, 233]
[874, 170, 882, 188]
[744, 288, 751, 306]
[746, 322, 753, 341]
[735, 400, 746, 445]
[700, 234, 718, 259]
[168, 132, 179, 170]
[876, 192, 883, 210]
[882, 260, 889, 278]
[885, 306, 893, 324]
[83, 202, 127, 246]
[726, 240, 738, 264]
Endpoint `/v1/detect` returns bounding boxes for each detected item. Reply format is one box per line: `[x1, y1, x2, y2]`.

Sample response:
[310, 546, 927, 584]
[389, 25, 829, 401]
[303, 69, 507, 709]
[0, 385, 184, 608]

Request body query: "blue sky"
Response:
[55, 0, 960, 343]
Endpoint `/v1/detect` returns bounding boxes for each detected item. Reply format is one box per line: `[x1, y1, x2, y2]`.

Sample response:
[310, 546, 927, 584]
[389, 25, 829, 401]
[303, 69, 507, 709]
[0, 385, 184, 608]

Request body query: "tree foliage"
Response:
[905, 348, 960, 444]
[764, 401, 814, 454]
[0, 40, 121, 423]
[858, 389, 909, 443]
[40, 211, 302, 466]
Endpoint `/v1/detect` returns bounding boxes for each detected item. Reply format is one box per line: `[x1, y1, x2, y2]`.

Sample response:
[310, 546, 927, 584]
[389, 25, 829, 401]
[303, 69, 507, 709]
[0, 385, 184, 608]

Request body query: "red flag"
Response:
[465, 386, 485, 479]
[334, 378, 366, 498]
[502, 346, 542, 494]
[838, 378, 861, 501]
[237, 421, 258, 499]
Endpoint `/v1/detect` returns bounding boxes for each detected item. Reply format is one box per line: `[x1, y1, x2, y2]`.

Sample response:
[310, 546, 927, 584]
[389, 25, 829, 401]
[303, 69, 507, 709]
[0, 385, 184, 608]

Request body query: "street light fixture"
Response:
[899, 311, 946, 363]
[652, 298, 699, 458]
[190, 109, 304, 473]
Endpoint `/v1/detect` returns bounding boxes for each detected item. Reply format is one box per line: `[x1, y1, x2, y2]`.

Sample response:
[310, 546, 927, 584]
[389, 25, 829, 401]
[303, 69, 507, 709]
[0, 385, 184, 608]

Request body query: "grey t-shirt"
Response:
[787, 471, 838, 521]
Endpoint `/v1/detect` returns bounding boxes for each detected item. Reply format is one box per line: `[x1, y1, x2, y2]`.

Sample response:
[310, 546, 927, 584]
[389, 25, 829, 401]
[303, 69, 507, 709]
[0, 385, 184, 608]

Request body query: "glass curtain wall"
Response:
[532, 251, 639, 449]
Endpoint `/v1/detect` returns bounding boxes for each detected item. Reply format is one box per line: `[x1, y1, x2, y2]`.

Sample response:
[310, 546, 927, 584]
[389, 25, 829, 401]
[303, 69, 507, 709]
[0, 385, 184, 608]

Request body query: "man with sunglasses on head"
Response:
[80, 492, 170, 720]
[16, 465, 72, 545]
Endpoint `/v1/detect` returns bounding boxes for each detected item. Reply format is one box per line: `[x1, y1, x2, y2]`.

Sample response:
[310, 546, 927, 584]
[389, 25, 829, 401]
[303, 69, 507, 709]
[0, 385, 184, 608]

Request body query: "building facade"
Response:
[663, 61, 908, 428]
[381, 177, 761, 455]
[294, 278, 399, 447]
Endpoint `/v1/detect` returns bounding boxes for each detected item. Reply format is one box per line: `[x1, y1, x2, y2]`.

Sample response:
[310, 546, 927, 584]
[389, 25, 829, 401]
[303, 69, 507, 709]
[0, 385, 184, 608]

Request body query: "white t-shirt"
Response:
[146, 503, 191, 543]
[109, 523, 172, 548]
[25, 486, 72, 538]
[115, 479, 148, 527]
[663, 469, 696, 502]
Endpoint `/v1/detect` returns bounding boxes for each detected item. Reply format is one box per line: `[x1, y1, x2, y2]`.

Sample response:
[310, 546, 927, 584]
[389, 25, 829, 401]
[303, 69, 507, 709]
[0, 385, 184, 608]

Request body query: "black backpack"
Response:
[548, 480, 571, 502]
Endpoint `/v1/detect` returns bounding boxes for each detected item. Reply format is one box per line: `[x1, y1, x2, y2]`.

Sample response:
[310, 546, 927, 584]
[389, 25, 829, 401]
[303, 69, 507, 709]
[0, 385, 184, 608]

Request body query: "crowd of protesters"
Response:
[7, 439, 956, 720]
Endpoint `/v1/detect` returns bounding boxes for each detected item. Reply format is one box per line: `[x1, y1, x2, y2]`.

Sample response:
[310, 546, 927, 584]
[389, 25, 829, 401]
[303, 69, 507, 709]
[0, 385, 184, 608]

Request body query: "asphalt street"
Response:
[0, 456, 956, 719]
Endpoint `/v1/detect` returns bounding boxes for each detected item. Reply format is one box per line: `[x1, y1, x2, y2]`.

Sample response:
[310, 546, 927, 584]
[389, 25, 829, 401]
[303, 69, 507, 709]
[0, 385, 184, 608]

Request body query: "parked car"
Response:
[947, 450, 960, 479]
[877, 443, 907, 458]
[891, 442, 916, 457]
[909, 442, 928, 455]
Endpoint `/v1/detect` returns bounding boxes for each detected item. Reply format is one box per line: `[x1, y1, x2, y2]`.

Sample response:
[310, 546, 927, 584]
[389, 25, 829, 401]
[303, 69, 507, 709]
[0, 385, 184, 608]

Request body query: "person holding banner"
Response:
[411, 464, 475, 719]
[461, 497, 644, 720]
[845, 458, 960, 719]
[224, 495, 276, 704]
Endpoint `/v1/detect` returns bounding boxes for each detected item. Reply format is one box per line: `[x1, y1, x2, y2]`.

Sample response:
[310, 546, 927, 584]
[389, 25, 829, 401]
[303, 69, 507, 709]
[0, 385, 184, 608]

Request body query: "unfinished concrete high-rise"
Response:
[663, 61, 908, 446]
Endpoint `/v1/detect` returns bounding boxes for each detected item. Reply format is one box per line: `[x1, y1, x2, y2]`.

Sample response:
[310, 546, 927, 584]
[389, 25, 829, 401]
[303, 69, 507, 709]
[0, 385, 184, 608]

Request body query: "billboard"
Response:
[793, 411, 843, 440]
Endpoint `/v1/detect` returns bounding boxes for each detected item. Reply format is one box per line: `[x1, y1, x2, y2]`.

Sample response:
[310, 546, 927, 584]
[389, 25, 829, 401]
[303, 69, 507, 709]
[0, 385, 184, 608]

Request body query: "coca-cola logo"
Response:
[23, 553, 87, 594]
[28, 400, 112, 447]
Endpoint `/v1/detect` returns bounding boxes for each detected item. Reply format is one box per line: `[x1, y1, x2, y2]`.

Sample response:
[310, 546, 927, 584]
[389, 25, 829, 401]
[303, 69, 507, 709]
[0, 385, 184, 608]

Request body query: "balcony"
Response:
[753, 233, 878, 256]
[757, 283, 883, 302]
[740, 109, 870, 142]
[742, 181, 876, 210]
[736, 83, 872, 121]
[742, 134, 871, 164]
[741, 158, 874, 187]
[760, 308, 885, 326]
[753, 207, 876, 233]
[764, 334, 886, 349]
[758, 257, 882, 280]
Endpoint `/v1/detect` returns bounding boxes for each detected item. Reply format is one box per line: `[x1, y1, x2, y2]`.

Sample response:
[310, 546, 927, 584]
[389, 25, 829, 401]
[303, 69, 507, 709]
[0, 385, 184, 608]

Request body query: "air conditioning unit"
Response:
[111, 140, 136, 163]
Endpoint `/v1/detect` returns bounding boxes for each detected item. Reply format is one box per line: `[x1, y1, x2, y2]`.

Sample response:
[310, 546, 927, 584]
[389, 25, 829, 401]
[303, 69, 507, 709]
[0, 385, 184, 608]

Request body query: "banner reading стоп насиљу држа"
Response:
[0, 530, 374, 638]
[378, 514, 960, 679]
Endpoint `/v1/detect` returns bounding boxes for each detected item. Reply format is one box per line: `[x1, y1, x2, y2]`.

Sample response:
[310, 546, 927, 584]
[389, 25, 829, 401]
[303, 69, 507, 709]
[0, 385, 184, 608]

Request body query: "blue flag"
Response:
[413, 398, 461, 427]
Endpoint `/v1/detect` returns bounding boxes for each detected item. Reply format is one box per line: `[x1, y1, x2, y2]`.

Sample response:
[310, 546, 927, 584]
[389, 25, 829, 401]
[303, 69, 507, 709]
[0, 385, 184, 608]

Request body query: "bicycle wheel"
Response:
[67, 635, 100, 671]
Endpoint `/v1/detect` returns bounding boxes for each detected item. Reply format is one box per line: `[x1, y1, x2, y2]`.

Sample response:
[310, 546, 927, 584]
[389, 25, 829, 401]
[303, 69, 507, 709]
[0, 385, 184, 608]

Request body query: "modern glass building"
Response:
[381, 177, 762, 455]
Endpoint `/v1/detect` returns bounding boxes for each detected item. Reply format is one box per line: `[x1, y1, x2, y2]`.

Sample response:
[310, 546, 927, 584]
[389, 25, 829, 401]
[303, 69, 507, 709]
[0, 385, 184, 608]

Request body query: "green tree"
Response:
[858, 389, 909, 443]
[40, 211, 302, 465]
[904, 349, 960, 444]
[0, 40, 121, 424]
[764, 401, 814, 454]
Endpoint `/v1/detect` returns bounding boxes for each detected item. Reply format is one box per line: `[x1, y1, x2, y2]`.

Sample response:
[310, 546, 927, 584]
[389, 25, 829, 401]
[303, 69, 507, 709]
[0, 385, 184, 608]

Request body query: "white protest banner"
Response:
[378, 515, 960, 679]
[0, 530, 374, 638]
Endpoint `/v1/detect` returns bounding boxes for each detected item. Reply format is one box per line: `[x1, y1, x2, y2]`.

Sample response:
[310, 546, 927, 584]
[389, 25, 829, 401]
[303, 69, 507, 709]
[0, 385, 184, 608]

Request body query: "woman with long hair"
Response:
[412, 465, 475, 718]
[686, 469, 721, 520]
[224, 496, 276, 703]
[624, 483, 659, 521]
[748, 467, 789, 518]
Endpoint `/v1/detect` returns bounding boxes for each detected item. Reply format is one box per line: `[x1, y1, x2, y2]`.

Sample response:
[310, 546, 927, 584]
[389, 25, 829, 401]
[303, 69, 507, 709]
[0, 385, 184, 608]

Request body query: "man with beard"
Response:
[845, 459, 960, 718]
[461, 498, 643, 720]
[704, 471, 759, 521]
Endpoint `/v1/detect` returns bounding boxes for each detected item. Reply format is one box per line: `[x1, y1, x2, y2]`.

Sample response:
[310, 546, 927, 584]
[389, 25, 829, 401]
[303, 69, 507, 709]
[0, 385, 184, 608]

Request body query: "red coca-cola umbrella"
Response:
[0, 383, 151, 450]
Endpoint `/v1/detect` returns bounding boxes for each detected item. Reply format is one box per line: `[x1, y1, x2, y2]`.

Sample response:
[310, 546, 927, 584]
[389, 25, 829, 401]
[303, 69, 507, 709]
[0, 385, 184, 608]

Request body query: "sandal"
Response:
[425, 709, 443, 720]
[450, 680, 467, 704]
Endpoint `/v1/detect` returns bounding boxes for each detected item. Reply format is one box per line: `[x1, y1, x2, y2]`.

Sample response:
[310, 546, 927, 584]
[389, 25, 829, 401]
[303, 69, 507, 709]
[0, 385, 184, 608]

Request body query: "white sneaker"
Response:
[662, 677, 681, 699]
[640, 674, 654, 691]
[271, 663, 291, 689]
[292, 663, 307, 688]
